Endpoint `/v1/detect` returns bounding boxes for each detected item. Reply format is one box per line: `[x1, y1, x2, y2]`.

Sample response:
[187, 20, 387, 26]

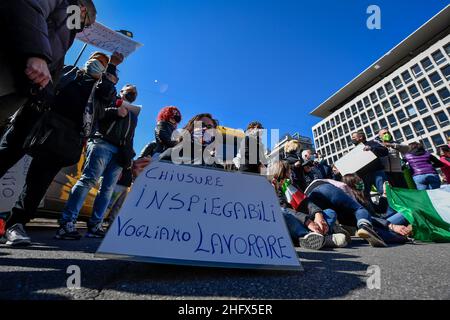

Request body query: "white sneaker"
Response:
[6, 224, 31, 247]
[324, 233, 348, 248]
[298, 232, 325, 250]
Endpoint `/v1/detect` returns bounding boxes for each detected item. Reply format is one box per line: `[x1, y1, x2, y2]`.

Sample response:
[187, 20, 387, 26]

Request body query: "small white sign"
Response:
[334, 144, 378, 176]
[97, 161, 302, 271]
[76, 22, 143, 57]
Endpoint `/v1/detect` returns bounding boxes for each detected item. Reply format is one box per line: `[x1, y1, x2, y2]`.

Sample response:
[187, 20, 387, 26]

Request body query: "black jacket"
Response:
[239, 135, 266, 174]
[140, 142, 158, 158]
[0, 0, 79, 95]
[155, 121, 178, 154]
[275, 183, 323, 225]
[283, 151, 304, 189]
[358, 140, 389, 175]
[95, 97, 138, 169]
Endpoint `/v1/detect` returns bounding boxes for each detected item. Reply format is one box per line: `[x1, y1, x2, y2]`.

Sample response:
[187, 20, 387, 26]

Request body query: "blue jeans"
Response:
[308, 184, 372, 228]
[413, 174, 441, 191]
[386, 212, 409, 226]
[282, 207, 337, 239]
[363, 169, 388, 196]
[60, 139, 123, 227]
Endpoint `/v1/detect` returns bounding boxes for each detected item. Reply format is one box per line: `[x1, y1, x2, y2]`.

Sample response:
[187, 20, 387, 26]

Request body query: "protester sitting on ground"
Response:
[342, 174, 412, 242]
[234, 121, 268, 174]
[439, 145, 450, 184]
[404, 142, 443, 191]
[0, 52, 122, 245]
[160, 113, 222, 168]
[302, 149, 332, 179]
[351, 131, 389, 199]
[153, 106, 182, 156]
[56, 80, 138, 241]
[375, 128, 410, 188]
[331, 164, 343, 181]
[272, 161, 348, 250]
[295, 159, 387, 247]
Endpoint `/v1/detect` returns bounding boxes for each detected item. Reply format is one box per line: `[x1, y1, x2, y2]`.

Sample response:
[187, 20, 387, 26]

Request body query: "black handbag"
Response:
[23, 110, 84, 167]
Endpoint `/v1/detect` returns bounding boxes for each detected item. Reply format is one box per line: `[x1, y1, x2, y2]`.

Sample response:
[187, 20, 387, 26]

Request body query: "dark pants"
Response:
[0, 94, 28, 124]
[0, 105, 62, 228]
[386, 172, 408, 189]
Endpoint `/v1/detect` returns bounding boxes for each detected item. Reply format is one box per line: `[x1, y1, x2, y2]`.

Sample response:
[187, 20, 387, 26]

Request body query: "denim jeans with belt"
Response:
[60, 139, 123, 228]
[282, 207, 337, 239]
[308, 184, 373, 228]
[413, 174, 441, 191]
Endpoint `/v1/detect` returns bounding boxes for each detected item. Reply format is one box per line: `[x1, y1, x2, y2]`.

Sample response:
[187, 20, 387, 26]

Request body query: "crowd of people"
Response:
[1, 0, 450, 253]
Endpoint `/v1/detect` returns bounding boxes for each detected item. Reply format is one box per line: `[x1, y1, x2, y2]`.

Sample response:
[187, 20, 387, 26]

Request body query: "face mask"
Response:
[355, 182, 365, 191]
[124, 92, 137, 103]
[382, 133, 392, 142]
[193, 128, 215, 146]
[85, 59, 105, 79]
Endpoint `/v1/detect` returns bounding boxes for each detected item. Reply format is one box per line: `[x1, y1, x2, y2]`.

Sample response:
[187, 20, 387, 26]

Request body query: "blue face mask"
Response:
[85, 59, 106, 79]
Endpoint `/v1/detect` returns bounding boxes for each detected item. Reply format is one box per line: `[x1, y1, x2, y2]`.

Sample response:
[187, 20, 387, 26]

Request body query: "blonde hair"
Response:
[284, 140, 301, 154]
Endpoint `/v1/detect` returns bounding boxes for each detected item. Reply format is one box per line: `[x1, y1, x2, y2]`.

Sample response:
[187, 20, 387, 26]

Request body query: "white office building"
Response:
[311, 5, 450, 165]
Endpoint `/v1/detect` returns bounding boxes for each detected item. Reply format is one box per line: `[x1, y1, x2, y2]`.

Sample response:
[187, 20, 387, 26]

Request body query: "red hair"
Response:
[157, 106, 182, 122]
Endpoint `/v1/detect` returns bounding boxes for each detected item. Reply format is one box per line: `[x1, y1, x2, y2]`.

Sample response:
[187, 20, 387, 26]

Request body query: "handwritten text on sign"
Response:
[98, 161, 301, 270]
[76, 22, 143, 57]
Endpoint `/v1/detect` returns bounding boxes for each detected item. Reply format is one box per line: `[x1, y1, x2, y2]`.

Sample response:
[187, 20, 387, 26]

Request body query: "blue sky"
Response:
[65, 0, 449, 153]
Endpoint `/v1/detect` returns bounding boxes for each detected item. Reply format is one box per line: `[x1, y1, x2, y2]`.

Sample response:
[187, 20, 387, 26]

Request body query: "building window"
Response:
[412, 121, 425, 136]
[420, 57, 434, 72]
[431, 134, 445, 149]
[346, 136, 352, 146]
[382, 100, 391, 113]
[429, 71, 443, 87]
[437, 88, 450, 105]
[408, 84, 420, 99]
[345, 108, 352, 118]
[411, 64, 423, 78]
[393, 76, 403, 89]
[387, 114, 398, 128]
[326, 122, 331, 131]
[402, 125, 414, 140]
[372, 122, 380, 134]
[338, 126, 343, 136]
[399, 90, 410, 104]
[365, 126, 373, 138]
[431, 49, 446, 65]
[390, 95, 401, 108]
[341, 138, 347, 149]
[423, 116, 437, 132]
[441, 64, 450, 81]
[349, 120, 355, 131]
[330, 119, 335, 127]
[367, 109, 375, 120]
[426, 93, 440, 109]
[422, 138, 433, 152]
[385, 82, 395, 95]
[435, 111, 449, 127]
[374, 104, 383, 117]
[415, 99, 428, 115]
[445, 130, 450, 140]
[393, 129, 403, 143]
[324, 135, 329, 144]
[377, 87, 386, 100]
[351, 105, 357, 115]
[357, 101, 364, 111]
[354, 116, 361, 127]
[333, 129, 338, 139]
[335, 115, 341, 125]
[396, 110, 407, 122]
[444, 43, 450, 56]
[379, 119, 388, 130]
[419, 78, 431, 93]
[343, 123, 349, 132]
[370, 92, 378, 104]
[326, 146, 331, 154]
[401, 70, 413, 84]
[340, 112, 346, 122]
[361, 112, 368, 123]
[405, 104, 417, 119]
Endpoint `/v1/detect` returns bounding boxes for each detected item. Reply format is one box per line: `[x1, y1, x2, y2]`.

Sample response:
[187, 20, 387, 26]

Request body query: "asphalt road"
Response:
[0, 220, 449, 300]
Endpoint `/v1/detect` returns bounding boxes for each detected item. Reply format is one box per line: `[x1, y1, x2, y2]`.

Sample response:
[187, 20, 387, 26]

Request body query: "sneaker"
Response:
[55, 222, 82, 240]
[324, 233, 348, 248]
[298, 232, 325, 250]
[357, 224, 388, 248]
[0, 219, 6, 238]
[333, 224, 352, 244]
[5, 224, 31, 247]
[86, 225, 106, 239]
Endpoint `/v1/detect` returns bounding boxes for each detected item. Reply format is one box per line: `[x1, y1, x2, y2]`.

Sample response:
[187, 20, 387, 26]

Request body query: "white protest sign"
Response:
[97, 161, 302, 271]
[0, 156, 32, 212]
[76, 22, 143, 57]
[334, 144, 378, 176]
